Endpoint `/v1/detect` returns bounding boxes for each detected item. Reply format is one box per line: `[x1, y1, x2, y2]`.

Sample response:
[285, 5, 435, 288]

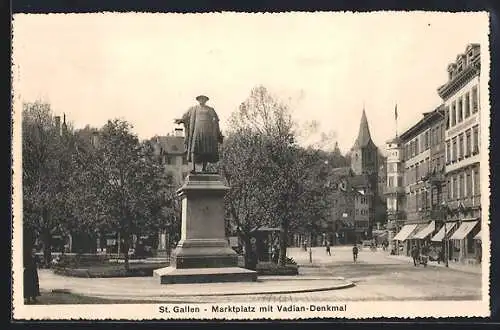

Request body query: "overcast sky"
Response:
[12, 12, 489, 153]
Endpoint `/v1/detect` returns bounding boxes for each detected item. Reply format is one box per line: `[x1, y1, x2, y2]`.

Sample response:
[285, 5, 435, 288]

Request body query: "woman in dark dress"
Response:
[24, 232, 40, 304]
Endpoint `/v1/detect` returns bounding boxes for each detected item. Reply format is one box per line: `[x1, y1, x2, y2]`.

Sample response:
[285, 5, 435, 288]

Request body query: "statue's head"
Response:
[196, 95, 209, 105]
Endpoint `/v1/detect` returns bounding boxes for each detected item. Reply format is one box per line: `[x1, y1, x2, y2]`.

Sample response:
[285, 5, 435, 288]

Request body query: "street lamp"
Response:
[441, 200, 449, 267]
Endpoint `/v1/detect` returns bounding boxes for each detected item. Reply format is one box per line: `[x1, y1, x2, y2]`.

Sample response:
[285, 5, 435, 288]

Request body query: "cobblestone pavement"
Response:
[39, 246, 483, 303]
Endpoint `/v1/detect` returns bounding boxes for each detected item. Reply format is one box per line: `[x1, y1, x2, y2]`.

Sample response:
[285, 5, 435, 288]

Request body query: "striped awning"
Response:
[412, 221, 436, 240]
[393, 224, 418, 241]
[407, 224, 428, 240]
[431, 222, 457, 242]
[450, 221, 479, 240]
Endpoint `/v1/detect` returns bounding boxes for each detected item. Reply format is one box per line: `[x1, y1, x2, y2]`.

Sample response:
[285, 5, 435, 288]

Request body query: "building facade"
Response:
[437, 43, 482, 263]
[150, 127, 190, 256]
[392, 106, 446, 256]
[384, 136, 406, 252]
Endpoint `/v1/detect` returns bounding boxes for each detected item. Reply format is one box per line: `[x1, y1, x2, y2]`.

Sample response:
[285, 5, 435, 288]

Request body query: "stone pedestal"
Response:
[154, 173, 257, 284]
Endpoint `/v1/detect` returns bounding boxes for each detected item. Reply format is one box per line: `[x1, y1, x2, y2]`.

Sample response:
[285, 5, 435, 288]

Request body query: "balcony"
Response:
[428, 171, 446, 186]
[384, 186, 405, 195]
[386, 210, 406, 220]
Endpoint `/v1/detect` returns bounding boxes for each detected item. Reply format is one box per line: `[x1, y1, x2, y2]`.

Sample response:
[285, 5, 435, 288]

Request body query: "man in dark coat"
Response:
[175, 95, 224, 172]
[411, 245, 420, 267]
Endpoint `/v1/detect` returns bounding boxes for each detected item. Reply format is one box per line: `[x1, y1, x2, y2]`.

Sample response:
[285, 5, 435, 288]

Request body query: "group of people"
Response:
[324, 243, 360, 263]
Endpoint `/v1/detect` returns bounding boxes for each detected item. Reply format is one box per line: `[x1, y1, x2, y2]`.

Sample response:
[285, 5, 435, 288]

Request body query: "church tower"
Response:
[350, 108, 379, 179]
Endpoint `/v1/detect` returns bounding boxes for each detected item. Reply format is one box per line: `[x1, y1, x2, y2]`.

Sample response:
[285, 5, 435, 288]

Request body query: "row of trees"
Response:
[218, 86, 349, 265]
[23, 103, 174, 270]
[22, 85, 362, 270]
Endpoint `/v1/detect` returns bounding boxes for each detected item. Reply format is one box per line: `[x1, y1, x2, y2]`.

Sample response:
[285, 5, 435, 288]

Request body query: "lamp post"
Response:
[441, 200, 449, 267]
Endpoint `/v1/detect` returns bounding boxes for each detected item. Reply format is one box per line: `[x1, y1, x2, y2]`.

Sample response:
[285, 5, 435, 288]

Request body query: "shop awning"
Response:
[449, 221, 479, 240]
[412, 221, 436, 240]
[393, 224, 418, 241]
[407, 224, 428, 240]
[473, 230, 482, 241]
[431, 222, 457, 242]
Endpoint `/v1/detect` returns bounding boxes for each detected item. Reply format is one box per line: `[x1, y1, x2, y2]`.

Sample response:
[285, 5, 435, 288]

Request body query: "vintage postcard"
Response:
[11, 11, 491, 320]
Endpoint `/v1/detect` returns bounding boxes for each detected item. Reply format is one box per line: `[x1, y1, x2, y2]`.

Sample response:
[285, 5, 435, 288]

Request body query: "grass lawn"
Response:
[33, 291, 163, 304]
[54, 262, 170, 278]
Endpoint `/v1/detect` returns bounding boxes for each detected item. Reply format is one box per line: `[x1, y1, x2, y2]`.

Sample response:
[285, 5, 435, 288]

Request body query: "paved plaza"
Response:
[38, 246, 483, 303]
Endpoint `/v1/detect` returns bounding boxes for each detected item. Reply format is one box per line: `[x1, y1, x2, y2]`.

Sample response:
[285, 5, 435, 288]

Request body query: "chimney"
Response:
[54, 116, 61, 136]
[174, 128, 183, 137]
[91, 131, 99, 148]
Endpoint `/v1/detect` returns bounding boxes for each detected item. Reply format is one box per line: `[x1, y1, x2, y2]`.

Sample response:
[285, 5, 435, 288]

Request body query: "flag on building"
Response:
[395, 104, 398, 120]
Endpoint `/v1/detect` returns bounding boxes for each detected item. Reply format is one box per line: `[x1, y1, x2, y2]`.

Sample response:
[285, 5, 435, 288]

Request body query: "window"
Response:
[436, 157, 441, 170]
[166, 174, 174, 185]
[458, 133, 464, 160]
[464, 93, 471, 118]
[472, 86, 479, 113]
[459, 174, 465, 199]
[388, 176, 394, 187]
[445, 106, 450, 129]
[415, 163, 420, 181]
[465, 129, 471, 157]
[457, 97, 463, 123]
[452, 137, 457, 162]
[415, 191, 420, 211]
[446, 140, 451, 164]
[452, 176, 458, 199]
[415, 137, 419, 154]
[397, 177, 403, 187]
[440, 155, 445, 170]
[182, 154, 188, 165]
[451, 101, 456, 126]
[473, 166, 480, 195]
[166, 155, 174, 165]
[466, 171, 472, 197]
[447, 179, 452, 199]
[441, 124, 445, 141]
[472, 125, 479, 154]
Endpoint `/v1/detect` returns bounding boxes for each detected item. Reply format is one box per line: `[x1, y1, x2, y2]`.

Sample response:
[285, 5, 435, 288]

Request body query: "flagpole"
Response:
[395, 103, 398, 138]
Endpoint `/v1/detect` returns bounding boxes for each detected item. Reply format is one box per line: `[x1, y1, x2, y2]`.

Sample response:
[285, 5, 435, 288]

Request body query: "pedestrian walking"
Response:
[325, 243, 331, 256]
[411, 245, 419, 267]
[352, 244, 359, 263]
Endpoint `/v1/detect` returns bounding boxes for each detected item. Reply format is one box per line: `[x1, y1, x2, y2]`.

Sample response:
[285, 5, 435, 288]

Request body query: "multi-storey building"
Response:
[437, 43, 482, 263]
[150, 127, 190, 256]
[392, 106, 446, 256]
[384, 136, 406, 252]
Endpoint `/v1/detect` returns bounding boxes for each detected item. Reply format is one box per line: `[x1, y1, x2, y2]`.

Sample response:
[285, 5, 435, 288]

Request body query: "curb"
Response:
[52, 279, 355, 299]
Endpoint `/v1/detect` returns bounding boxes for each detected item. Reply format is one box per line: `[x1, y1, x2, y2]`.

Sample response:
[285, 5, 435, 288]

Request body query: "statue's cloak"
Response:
[184, 105, 221, 164]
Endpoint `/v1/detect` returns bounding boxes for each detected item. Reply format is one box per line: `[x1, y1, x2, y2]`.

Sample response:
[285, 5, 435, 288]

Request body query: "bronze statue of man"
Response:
[175, 95, 223, 173]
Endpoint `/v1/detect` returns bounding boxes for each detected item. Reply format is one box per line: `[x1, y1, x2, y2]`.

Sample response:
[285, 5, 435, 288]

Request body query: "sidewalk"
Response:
[385, 254, 482, 275]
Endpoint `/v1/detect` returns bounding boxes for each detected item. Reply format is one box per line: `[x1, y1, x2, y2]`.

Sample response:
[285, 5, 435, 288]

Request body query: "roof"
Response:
[330, 167, 353, 177]
[154, 135, 185, 155]
[399, 104, 445, 141]
[350, 174, 370, 188]
[352, 109, 376, 149]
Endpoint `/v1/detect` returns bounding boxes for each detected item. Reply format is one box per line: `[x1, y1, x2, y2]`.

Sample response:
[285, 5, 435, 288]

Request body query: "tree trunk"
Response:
[242, 235, 255, 270]
[279, 219, 288, 266]
[122, 232, 130, 272]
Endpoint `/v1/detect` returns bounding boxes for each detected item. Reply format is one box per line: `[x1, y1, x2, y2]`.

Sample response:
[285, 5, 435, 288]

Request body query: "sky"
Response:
[12, 12, 489, 154]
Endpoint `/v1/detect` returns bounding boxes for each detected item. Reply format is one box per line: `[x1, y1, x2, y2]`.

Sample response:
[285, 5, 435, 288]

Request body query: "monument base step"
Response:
[153, 266, 258, 284]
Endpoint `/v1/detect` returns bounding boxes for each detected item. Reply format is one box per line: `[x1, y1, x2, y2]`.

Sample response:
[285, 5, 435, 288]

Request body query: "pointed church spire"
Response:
[353, 108, 374, 148]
